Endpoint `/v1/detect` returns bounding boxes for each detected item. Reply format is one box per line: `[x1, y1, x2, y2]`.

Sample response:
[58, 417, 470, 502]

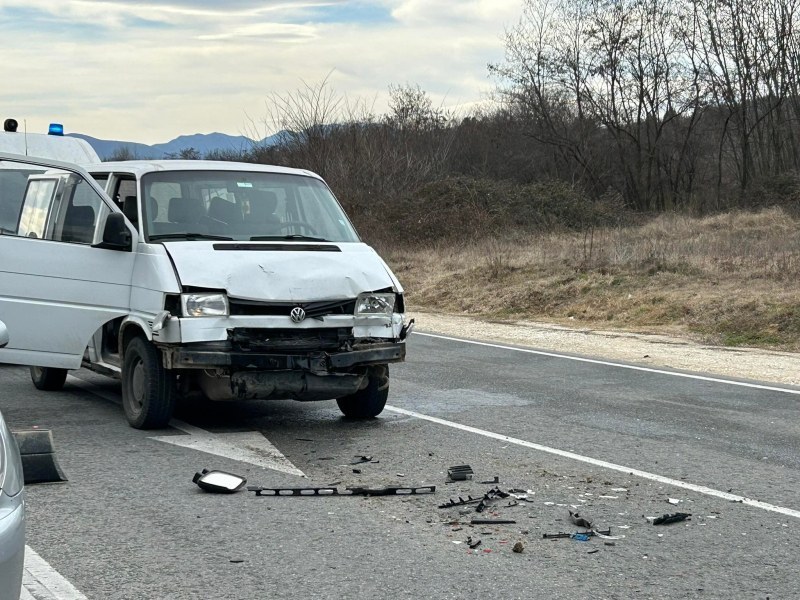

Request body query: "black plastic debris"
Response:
[476, 487, 511, 513]
[471, 518, 517, 525]
[439, 495, 483, 509]
[480, 476, 500, 484]
[543, 528, 612, 539]
[569, 510, 593, 528]
[447, 465, 474, 481]
[13, 429, 68, 484]
[467, 536, 482, 549]
[351, 455, 378, 465]
[248, 485, 435, 497]
[653, 512, 691, 525]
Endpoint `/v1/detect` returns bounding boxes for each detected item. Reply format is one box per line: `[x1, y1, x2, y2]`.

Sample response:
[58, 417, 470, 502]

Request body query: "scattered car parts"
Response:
[653, 512, 691, 525]
[248, 485, 435, 497]
[193, 469, 247, 493]
[12, 429, 67, 484]
[447, 465, 474, 481]
[542, 528, 612, 539]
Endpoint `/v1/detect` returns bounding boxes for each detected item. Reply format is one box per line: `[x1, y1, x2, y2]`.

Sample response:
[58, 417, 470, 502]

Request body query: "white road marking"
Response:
[66, 375, 306, 477]
[385, 405, 800, 520]
[22, 546, 87, 600]
[151, 420, 306, 477]
[416, 332, 800, 395]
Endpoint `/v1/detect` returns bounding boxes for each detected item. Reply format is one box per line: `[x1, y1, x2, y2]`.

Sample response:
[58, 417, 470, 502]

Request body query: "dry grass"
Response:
[384, 207, 800, 350]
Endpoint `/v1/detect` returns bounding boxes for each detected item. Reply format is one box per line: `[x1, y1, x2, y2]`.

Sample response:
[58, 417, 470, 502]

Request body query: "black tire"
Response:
[30, 366, 68, 391]
[121, 336, 177, 429]
[336, 365, 389, 418]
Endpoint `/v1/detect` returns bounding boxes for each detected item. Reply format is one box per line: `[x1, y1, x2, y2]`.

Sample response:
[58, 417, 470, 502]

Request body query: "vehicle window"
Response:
[17, 178, 57, 239]
[0, 168, 44, 234]
[51, 177, 107, 244]
[90, 173, 109, 191]
[141, 170, 360, 243]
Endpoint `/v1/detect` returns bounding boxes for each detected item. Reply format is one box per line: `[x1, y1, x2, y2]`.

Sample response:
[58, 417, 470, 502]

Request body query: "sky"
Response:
[0, 0, 522, 144]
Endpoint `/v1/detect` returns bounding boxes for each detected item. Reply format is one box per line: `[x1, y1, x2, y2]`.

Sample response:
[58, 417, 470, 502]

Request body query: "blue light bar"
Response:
[48, 123, 64, 136]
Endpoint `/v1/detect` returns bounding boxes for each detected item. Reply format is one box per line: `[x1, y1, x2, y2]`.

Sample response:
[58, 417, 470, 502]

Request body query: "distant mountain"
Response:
[69, 131, 289, 161]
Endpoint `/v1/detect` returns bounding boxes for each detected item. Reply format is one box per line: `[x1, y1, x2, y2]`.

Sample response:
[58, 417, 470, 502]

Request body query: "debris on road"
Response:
[668, 498, 681, 505]
[351, 455, 378, 465]
[248, 485, 436, 497]
[12, 429, 68, 484]
[542, 528, 613, 539]
[480, 476, 500, 484]
[439, 495, 483, 509]
[569, 510, 593, 528]
[471, 518, 517, 525]
[653, 512, 691, 525]
[512, 541, 524, 553]
[467, 536, 482, 549]
[193, 469, 247, 493]
[447, 465, 474, 481]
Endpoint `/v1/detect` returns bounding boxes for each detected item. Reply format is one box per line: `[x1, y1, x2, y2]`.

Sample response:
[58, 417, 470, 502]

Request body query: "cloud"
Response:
[0, 0, 521, 143]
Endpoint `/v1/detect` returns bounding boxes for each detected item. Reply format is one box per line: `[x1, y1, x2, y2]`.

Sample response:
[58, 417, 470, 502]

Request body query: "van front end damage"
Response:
[160, 326, 406, 401]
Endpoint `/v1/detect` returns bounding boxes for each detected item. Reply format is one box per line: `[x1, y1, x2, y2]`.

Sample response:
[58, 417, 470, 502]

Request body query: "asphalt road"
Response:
[2, 331, 798, 600]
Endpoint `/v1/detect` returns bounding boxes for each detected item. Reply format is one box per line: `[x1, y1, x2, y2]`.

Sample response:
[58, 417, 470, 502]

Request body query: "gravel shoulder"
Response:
[413, 311, 800, 387]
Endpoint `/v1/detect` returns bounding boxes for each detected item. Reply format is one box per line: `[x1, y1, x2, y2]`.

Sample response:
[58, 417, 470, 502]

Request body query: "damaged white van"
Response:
[0, 153, 413, 428]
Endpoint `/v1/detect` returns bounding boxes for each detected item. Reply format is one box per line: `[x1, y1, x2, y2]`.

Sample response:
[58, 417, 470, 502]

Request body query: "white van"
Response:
[0, 153, 412, 428]
[0, 119, 100, 164]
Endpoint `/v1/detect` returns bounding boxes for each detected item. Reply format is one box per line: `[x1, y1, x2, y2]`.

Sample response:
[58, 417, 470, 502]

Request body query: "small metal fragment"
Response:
[471, 518, 517, 525]
[653, 512, 691, 525]
[447, 465, 474, 481]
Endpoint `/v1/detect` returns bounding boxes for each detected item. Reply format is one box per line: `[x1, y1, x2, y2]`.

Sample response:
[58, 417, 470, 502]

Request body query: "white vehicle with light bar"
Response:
[0, 154, 413, 428]
[0, 118, 99, 164]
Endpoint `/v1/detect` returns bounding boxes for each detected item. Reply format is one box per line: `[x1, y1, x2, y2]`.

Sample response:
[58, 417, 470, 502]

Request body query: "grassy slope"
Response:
[383, 207, 800, 351]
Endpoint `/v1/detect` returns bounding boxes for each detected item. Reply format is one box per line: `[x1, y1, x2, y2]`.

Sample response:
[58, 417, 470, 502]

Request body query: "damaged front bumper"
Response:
[163, 341, 405, 371]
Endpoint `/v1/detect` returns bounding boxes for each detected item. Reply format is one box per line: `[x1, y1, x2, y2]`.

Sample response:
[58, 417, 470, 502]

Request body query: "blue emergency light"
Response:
[48, 123, 64, 136]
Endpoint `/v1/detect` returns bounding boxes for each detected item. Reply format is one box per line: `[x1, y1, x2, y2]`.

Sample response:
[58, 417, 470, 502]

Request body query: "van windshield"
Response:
[141, 170, 360, 243]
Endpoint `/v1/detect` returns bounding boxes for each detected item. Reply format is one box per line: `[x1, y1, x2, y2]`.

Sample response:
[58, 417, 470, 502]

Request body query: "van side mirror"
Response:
[95, 212, 132, 251]
[0, 320, 8, 348]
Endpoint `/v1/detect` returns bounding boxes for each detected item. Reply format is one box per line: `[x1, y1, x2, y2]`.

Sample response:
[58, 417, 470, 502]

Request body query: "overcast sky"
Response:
[0, 0, 521, 144]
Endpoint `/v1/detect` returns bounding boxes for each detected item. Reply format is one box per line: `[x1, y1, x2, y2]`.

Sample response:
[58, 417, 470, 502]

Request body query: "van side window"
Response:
[51, 178, 104, 244]
[90, 174, 109, 191]
[0, 168, 44, 234]
[17, 179, 58, 239]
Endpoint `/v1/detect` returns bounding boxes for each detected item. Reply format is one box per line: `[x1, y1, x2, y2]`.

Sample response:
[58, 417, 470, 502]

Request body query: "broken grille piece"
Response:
[247, 485, 436, 497]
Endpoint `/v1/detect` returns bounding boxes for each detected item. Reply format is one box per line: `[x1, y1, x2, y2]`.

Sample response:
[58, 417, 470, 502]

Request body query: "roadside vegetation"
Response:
[114, 0, 800, 350]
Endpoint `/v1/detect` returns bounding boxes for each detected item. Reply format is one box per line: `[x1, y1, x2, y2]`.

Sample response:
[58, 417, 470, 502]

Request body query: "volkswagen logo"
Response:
[290, 307, 306, 323]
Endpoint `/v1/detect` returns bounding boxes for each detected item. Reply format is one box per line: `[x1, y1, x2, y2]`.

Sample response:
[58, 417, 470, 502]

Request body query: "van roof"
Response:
[85, 159, 323, 181]
[0, 132, 100, 164]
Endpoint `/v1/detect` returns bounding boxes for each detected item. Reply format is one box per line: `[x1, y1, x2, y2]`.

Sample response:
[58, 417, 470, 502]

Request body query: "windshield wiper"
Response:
[148, 232, 234, 241]
[249, 234, 329, 242]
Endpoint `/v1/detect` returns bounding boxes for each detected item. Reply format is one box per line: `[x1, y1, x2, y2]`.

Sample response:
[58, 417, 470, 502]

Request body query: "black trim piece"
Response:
[212, 243, 341, 252]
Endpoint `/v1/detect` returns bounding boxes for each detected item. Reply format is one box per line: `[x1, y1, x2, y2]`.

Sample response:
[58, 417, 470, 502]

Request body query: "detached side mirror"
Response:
[94, 212, 132, 251]
[0, 320, 8, 348]
[193, 469, 247, 493]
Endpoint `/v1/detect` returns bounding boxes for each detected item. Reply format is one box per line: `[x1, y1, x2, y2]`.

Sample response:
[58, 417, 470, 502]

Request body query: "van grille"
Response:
[229, 328, 354, 352]
[229, 298, 356, 318]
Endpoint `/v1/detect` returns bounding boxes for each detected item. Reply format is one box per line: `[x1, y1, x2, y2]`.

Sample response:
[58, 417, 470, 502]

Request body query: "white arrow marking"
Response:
[151, 420, 306, 477]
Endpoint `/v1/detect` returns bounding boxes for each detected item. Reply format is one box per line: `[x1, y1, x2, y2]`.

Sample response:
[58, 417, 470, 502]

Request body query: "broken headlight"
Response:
[355, 293, 395, 316]
[181, 293, 229, 317]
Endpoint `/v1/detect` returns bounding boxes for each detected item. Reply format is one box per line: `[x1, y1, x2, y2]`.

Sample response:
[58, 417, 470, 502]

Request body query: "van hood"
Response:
[162, 241, 399, 302]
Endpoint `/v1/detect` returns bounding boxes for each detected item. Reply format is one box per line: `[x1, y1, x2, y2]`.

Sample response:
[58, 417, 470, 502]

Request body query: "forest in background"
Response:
[111, 0, 800, 348]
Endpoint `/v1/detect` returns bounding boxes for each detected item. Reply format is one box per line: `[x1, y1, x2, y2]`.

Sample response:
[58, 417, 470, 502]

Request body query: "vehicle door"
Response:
[0, 154, 138, 369]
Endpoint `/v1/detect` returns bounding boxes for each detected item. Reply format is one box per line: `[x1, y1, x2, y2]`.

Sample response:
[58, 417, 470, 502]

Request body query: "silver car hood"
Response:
[162, 241, 399, 302]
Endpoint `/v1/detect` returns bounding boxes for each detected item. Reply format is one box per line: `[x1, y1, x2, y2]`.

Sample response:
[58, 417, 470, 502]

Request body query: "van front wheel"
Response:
[336, 365, 389, 418]
[122, 337, 177, 429]
[30, 366, 68, 391]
